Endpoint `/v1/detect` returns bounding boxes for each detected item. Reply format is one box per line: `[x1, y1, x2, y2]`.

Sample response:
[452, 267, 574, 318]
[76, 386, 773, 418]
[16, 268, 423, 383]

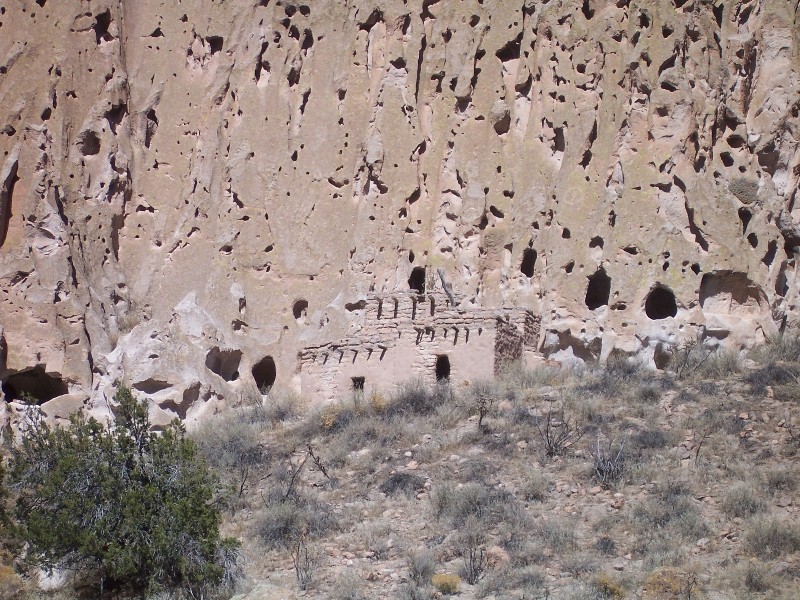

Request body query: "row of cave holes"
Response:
[205, 348, 277, 391]
[585, 268, 677, 320]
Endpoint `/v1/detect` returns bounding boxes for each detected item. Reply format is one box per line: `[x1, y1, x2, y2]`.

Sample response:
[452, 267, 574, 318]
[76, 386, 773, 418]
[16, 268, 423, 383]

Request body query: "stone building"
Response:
[296, 286, 541, 403]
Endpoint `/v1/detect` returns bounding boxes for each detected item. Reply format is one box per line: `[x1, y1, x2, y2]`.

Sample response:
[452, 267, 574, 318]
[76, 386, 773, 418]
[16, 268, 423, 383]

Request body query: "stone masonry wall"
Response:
[298, 291, 540, 402]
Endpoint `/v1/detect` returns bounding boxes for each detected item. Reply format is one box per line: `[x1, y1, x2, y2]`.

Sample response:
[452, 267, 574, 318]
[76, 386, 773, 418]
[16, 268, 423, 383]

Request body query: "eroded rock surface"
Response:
[0, 0, 798, 416]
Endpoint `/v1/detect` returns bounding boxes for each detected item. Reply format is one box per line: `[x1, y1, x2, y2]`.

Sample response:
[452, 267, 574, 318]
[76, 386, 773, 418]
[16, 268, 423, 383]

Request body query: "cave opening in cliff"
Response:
[252, 356, 276, 392]
[645, 287, 678, 320]
[409, 267, 426, 294]
[585, 268, 611, 310]
[1, 367, 68, 404]
[520, 248, 537, 278]
[293, 299, 308, 321]
[205, 347, 242, 382]
[435, 355, 451, 381]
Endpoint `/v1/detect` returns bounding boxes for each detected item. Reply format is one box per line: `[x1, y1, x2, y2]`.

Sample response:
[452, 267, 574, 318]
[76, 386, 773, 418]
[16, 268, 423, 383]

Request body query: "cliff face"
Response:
[1, 0, 799, 421]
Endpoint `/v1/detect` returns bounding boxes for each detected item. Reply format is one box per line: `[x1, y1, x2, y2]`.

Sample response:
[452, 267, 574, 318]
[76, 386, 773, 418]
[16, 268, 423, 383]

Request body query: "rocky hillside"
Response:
[0, 0, 799, 419]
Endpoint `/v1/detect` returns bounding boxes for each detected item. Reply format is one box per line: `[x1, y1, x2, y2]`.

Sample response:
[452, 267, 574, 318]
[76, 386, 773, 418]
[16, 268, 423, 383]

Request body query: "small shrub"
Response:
[332, 571, 368, 600]
[510, 405, 536, 425]
[591, 436, 626, 488]
[431, 573, 460, 595]
[637, 383, 660, 404]
[512, 567, 546, 594]
[320, 403, 357, 433]
[667, 340, 714, 379]
[643, 568, 700, 600]
[595, 536, 617, 556]
[629, 489, 709, 557]
[743, 561, 773, 593]
[746, 362, 800, 394]
[368, 391, 388, 413]
[194, 412, 267, 500]
[385, 379, 451, 419]
[357, 523, 391, 560]
[580, 356, 646, 398]
[773, 381, 800, 402]
[476, 566, 545, 598]
[745, 518, 800, 559]
[722, 483, 765, 518]
[534, 520, 577, 553]
[407, 548, 436, 586]
[563, 554, 597, 576]
[292, 539, 318, 591]
[632, 428, 670, 450]
[697, 349, 742, 378]
[591, 573, 625, 599]
[751, 331, 800, 363]
[262, 390, 300, 423]
[535, 407, 586, 457]
[398, 583, 434, 600]
[456, 521, 487, 585]
[430, 482, 510, 527]
[522, 473, 550, 502]
[259, 490, 336, 550]
[765, 466, 797, 494]
[380, 472, 425, 497]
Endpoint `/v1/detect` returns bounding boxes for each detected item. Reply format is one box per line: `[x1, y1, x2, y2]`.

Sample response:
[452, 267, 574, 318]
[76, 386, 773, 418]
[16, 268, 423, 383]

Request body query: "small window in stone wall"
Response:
[351, 376, 365, 390]
[435, 355, 451, 381]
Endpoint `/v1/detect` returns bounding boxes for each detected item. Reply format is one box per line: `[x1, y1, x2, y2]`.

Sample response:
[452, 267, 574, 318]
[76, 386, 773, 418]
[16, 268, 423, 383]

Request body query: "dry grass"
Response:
[174, 337, 800, 599]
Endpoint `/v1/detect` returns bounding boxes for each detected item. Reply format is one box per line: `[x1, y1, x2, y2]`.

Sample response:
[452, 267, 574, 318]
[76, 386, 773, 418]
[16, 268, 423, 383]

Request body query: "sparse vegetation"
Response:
[591, 435, 626, 488]
[5, 329, 800, 598]
[722, 482, 765, 518]
[407, 548, 436, 587]
[745, 518, 800, 559]
[535, 405, 587, 457]
[431, 573, 460, 595]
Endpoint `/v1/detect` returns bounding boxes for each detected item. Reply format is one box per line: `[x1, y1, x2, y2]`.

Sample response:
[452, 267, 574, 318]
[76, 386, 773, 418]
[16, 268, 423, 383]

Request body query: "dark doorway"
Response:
[351, 376, 365, 391]
[520, 248, 537, 278]
[585, 268, 611, 310]
[252, 356, 277, 392]
[408, 267, 426, 294]
[645, 287, 678, 320]
[435, 355, 451, 381]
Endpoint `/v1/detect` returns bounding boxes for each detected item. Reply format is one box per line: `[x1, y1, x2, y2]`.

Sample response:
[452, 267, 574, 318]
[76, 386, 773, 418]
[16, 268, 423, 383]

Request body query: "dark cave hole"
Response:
[585, 268, 611, 310]
[205, 347, 242, 382]
[2, 367, 68, 403]
[520, 248, 537, 278]
[645, 287, 677, 320]
[252, 356, 276, 392]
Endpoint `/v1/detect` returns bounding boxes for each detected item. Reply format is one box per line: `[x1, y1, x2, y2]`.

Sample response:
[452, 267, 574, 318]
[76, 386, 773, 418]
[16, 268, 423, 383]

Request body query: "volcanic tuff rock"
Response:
[0, 0, 798, 420]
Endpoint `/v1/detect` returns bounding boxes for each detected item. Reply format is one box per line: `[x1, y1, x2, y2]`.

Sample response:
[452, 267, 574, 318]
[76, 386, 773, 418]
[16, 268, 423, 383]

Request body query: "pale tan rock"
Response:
[0, 1, 798, 418]
[39, 394, 86, 421]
